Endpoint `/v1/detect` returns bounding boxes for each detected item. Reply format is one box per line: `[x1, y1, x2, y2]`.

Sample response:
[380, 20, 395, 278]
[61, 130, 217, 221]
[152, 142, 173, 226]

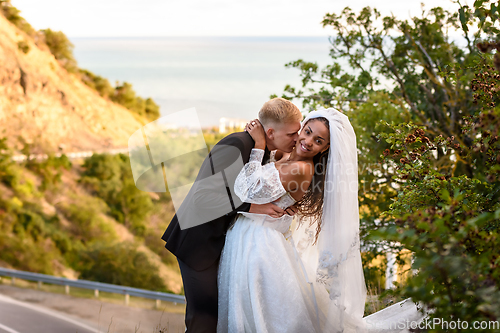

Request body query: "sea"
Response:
[70, 36, 333, 128]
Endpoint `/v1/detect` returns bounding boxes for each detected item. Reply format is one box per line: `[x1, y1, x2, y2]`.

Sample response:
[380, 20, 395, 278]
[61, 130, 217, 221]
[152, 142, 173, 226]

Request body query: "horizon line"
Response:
[68, 35, 332, 39]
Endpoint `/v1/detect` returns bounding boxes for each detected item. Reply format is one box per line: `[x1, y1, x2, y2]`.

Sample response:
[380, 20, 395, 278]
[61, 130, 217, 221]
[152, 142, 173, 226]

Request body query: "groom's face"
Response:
[270, 121, 301, 152]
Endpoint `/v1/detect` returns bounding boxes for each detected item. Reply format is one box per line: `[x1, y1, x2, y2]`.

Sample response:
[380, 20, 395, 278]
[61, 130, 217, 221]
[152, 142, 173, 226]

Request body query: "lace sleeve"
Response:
[234, 149, 286, 204]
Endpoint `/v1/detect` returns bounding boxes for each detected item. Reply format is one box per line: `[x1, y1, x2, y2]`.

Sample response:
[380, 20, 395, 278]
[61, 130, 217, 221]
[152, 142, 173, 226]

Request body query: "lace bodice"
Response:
[234, 149, 286, 204]
[234, 149, 296, 234]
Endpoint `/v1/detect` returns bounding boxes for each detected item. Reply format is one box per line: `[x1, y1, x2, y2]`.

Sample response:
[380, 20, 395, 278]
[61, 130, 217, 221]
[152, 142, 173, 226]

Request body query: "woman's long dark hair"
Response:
[295, 117, 329, 243]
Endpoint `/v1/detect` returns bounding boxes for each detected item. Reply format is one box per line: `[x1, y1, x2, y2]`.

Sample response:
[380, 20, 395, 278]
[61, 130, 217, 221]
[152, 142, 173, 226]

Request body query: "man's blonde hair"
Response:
[258, 98, 302, 127]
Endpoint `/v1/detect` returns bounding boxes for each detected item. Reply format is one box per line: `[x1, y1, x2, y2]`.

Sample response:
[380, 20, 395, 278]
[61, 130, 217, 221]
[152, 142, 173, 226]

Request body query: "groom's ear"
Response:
[266, 127, 275, 140]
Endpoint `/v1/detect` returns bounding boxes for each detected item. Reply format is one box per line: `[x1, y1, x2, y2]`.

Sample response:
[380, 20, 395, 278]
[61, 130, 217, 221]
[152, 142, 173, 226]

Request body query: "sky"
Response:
[11, 0, 462, 37]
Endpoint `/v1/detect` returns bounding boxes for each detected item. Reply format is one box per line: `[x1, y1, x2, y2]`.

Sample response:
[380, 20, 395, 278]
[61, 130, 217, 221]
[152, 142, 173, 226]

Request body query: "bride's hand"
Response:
[245, 119, 266, 150]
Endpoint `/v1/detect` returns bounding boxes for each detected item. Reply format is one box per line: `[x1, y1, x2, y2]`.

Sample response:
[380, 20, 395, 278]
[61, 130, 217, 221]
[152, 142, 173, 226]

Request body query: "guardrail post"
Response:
[155, 299, 161, 309]
[65, 285, 70, 295]
[94, 289, 99, 298]
[37, 281, 42, 289]
[125, 293, 130, 306]
[11, 277, 15, 286]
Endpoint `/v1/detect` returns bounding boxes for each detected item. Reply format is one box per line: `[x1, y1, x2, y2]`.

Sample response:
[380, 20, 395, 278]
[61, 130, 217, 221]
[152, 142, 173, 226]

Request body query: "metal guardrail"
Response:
[0, 267, 185, 305]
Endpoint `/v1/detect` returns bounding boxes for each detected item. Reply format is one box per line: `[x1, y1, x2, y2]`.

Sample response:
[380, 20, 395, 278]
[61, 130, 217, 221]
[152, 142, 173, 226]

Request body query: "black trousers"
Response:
[178, 258, 219, 333]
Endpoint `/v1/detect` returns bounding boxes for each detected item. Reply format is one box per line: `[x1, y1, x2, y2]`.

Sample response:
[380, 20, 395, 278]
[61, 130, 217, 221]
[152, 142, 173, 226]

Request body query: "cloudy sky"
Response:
[12, 0, 461, 37]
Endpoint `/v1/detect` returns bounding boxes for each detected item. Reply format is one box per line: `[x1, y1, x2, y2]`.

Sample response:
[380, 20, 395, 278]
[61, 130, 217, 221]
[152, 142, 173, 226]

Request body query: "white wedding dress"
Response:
[217, 149, 328, 333]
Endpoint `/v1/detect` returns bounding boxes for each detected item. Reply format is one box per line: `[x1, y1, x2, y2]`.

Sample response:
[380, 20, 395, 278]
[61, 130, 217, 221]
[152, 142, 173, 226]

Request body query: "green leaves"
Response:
[77, 242, 166, 291]
[80, 153, 154, 236]
[459, 6, 469, 33]
[279, 2, 500, 320]
[439, 188, 451, 203]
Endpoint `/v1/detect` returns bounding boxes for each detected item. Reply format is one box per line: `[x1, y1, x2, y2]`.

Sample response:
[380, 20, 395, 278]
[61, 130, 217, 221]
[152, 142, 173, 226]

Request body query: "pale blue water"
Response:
[70, 36, 332, 127]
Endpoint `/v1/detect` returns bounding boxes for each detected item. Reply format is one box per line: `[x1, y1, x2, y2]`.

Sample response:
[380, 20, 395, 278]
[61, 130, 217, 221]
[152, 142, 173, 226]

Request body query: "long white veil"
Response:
[292, 107, 367, 332]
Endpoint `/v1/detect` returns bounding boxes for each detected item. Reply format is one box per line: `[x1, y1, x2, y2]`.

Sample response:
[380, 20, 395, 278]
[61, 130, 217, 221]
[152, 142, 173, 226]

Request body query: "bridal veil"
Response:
[293, 108, 367, 332]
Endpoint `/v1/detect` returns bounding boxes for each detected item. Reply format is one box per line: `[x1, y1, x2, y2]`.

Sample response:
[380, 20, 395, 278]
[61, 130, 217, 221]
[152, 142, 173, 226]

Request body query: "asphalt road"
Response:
[0, 294, 98, 333]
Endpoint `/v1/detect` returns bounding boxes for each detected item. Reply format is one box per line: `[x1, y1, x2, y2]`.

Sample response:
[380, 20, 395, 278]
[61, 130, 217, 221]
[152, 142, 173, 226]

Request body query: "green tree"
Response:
[278, 1, 500, 324]
[274, 5, 481, 261]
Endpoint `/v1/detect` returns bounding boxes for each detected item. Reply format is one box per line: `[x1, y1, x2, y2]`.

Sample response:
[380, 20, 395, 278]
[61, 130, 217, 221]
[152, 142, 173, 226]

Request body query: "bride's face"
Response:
[295, 119, 330, 158]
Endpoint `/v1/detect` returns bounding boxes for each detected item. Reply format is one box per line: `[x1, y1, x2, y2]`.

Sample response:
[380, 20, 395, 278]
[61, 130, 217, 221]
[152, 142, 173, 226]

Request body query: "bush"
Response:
[79, 69, 114, 98]
[40, 28, 77, 72]
[0, 230, 60, 274]
[58, 195, 116, 243]
[17, 40, 29, 54]
[79, 73, 160, 120]
[26, 154, 72, 192]
[372, 115, 500, 325]
[77, 242, 166, 291]
[0, 160, 37, 199]
[80, 153, 153, 235]
[111, 82, 160, 121]
[0, 196, 64, 274]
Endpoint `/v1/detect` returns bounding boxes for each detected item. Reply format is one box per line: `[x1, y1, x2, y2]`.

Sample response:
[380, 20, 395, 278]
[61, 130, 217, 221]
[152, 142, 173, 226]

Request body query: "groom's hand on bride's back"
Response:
[284, 203, 299, 216]
[248, 203, 298, 218]
[249, 203, 286, 218]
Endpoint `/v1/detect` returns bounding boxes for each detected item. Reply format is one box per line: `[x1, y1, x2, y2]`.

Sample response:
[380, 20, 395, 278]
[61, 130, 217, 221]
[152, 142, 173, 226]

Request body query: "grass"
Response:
[0, 276, 185, 315]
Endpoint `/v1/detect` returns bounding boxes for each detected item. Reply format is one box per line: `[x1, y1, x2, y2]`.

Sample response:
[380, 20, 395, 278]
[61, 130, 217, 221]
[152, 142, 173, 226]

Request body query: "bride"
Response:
[217, 108, 367, 333]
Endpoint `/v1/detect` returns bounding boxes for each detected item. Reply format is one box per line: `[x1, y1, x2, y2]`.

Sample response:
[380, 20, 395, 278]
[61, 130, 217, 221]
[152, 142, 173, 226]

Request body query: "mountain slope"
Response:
[0, 14, 145, 153]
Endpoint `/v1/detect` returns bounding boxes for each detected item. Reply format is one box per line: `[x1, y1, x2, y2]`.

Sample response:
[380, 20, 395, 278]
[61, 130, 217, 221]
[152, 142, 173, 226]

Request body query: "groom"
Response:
[161, 98, 302, 332]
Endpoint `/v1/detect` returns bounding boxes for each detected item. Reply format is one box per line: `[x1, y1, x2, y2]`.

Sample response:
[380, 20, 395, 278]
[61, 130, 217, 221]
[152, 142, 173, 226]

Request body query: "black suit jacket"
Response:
[161, 131, 267, 271]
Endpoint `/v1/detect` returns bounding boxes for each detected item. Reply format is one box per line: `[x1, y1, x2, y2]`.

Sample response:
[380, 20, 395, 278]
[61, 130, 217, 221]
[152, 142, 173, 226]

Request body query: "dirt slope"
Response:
[0, 14, 146, 153]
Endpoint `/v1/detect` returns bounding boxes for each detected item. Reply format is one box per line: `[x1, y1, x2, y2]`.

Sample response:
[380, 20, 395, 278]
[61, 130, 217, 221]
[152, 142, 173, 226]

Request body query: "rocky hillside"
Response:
[0, 9, 183, 294]
[0, 13, 146, 153]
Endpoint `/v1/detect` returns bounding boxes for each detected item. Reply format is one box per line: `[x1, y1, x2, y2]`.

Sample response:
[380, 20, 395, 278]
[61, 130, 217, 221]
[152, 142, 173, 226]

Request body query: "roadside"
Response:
[0, 282, 185, 333]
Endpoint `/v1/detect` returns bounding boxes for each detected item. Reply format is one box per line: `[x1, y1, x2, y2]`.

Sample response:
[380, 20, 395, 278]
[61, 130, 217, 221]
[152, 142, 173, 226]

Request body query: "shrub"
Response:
[58, 195, 116, 243]
[0, 196, 64, 274]
[40, 28, 77, 72]
[111, 82, 160, 121]
[17, 40, 29, 53]
[79, 69, 114, 98]
[371, 115, 500, 325]
[79, 73, 160, 120]
[26, 154, 72, 192]
[77, 242, 166, 291]
[0, 230, 59, 274]
[80, 153, 153, 235]
[0, 160, 37, 198]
